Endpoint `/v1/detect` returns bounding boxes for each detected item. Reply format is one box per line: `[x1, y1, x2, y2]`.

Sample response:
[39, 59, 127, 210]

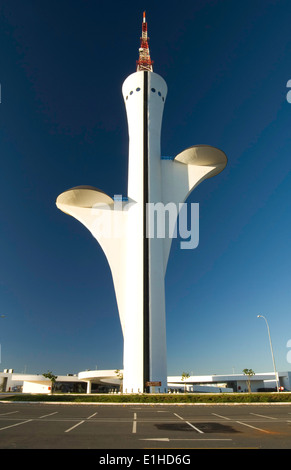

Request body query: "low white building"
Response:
[0, 370, 85, 394]
[1, 369, 290, 394]
[167, 372, 291, 393]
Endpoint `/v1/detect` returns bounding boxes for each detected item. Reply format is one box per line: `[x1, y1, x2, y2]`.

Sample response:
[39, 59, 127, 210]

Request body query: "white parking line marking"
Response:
[0, 411, 19, 416]
[65, 420, 85, 433]
[186, 421, 204, 434]
[140, 438, 232, 442]
[141, 437, 169, 441]
[39, 412, 58, 419]
[0, 419, 33, 431]
[173, 412, 203, 433]
[212, 413, 231, 420]
[250, 413, 277, 420]
[236, 421, 270, 433]
[132, 412, 137, 433]
[173, 438, 232, 441]
[87, 412, 98, 419]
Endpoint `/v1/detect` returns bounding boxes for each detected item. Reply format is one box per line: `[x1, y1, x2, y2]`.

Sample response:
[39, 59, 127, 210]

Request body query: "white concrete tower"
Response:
[56, 13, 227, 393]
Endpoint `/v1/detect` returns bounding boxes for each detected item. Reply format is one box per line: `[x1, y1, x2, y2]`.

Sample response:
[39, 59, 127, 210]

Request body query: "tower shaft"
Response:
[122, 70, 168, 392]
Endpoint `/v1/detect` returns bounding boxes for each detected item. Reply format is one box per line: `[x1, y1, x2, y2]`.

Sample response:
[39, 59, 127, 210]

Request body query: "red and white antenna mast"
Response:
[136, 11, 153, 72]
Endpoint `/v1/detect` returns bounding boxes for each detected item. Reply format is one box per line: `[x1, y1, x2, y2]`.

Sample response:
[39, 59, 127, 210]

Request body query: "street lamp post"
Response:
[257, 315, 280, 392]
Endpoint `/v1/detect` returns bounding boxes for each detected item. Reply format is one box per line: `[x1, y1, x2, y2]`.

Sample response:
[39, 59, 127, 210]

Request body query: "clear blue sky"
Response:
[0, 0, 290, 377]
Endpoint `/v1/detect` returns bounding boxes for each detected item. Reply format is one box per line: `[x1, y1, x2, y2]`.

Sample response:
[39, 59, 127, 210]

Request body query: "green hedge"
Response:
[2, 393, 291, 403]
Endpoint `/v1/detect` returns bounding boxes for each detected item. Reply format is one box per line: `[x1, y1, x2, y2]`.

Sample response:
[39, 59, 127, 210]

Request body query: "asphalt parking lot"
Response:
[0, 402, 291, 450]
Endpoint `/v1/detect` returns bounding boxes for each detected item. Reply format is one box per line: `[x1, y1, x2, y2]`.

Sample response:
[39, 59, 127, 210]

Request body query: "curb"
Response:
[1, 401, 291, 406]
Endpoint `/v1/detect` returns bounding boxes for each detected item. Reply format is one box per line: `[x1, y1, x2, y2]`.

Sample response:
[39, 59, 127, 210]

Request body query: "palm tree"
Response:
[243, 368, 255, 393]
[181, 372, 190, 393]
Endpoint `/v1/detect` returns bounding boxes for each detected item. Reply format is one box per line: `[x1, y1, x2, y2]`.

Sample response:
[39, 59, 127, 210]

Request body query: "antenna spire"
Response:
[136, 11, 153, 72]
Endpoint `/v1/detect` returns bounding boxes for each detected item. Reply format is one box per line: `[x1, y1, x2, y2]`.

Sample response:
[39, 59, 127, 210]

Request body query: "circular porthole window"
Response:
[130, 91, 133, 95]
[158, 91, 161, 96]
[151, 88, 156, 92]
[136, 87, 141, 92]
